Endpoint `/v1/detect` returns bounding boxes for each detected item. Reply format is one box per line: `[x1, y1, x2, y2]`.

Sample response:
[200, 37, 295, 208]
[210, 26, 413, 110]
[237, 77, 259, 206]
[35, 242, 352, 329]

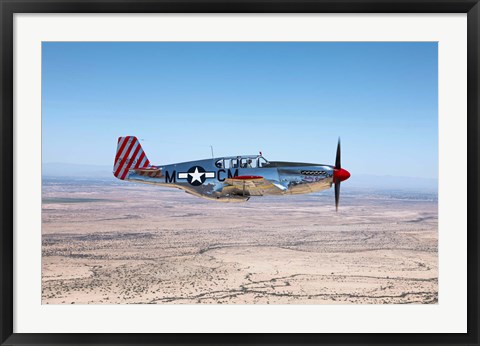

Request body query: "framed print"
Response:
[1, 0, 479, 345]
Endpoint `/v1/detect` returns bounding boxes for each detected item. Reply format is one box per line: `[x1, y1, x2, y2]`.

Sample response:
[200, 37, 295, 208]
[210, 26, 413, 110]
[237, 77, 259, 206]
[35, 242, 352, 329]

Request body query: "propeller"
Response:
[333, 138, 350, 211]
[335, 138, 341, 170]
[335, 178, 341, 212]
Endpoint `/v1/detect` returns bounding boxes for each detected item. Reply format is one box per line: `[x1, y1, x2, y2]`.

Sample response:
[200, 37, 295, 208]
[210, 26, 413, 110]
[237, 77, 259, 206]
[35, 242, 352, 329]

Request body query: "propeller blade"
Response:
[335, 138, 341, 169]
[335, 181, 340, 212]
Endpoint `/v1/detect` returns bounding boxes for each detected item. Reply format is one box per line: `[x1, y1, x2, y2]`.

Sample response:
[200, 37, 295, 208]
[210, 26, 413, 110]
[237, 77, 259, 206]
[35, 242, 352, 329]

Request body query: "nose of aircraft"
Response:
[334, 168, 350, 182]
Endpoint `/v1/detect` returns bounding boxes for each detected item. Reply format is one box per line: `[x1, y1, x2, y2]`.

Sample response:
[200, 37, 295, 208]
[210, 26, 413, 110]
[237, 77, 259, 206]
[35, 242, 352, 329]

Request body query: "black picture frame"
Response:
[1, 1, 479, 345]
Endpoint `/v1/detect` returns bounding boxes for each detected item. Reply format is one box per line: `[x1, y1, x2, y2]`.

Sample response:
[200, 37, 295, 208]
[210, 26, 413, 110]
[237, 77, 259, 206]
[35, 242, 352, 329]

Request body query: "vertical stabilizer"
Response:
[113, 136, 151, 180]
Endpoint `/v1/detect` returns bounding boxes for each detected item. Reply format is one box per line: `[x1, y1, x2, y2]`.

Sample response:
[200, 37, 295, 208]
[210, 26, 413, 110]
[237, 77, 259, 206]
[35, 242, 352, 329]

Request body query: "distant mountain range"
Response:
[43, 162, 438, 192]
[43, 163, 113, 178]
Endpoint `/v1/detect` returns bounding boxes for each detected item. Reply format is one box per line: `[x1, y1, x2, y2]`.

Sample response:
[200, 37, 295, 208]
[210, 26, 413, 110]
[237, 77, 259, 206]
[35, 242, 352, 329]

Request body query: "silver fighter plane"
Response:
[113, 136, 351, 210]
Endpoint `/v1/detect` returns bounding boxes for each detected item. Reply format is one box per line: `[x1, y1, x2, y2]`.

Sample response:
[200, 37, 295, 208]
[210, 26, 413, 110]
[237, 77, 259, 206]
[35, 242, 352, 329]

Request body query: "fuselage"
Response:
[124, 155, 337, 202]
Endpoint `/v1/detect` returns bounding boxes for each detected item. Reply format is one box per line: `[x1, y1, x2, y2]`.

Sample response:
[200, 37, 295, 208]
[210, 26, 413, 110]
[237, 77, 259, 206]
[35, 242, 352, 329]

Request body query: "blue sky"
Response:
[42, 42, 438, 179]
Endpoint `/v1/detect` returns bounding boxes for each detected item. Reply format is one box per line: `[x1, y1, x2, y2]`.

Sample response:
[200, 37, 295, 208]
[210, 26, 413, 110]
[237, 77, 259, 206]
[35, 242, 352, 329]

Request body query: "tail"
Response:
[113, 136, 151, 180]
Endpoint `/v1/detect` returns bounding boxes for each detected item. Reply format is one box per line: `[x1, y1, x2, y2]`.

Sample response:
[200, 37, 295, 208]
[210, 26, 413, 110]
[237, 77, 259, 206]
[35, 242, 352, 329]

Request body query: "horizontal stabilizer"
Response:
[133, 167, 163, 178]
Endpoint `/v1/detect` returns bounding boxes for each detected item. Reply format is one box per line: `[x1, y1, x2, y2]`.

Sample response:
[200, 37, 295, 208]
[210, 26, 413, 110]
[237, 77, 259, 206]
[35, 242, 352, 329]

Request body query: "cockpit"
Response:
[215, 156, 269, 169]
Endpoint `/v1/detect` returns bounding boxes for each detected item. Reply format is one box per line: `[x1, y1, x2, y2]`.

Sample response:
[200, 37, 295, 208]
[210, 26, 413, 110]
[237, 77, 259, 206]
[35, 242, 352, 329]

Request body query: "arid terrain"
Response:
[42, 177, 438, 304]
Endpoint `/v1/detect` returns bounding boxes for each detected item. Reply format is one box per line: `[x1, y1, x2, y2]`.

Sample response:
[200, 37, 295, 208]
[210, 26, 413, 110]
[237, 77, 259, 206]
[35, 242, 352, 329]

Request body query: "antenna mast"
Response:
[210, 145, 214, 158]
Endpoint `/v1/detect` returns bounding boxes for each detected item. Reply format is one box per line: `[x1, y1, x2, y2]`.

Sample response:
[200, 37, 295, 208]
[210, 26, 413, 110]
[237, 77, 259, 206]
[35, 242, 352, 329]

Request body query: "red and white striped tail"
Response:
[113, 136, 151, 180]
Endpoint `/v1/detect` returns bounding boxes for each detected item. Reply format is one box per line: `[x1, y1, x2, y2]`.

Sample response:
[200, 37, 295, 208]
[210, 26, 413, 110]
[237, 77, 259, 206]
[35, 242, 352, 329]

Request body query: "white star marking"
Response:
[189, 167, 204, 183]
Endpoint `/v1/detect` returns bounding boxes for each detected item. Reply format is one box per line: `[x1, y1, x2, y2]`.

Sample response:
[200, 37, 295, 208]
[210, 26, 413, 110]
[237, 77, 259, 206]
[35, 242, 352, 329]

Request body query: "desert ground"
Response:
[42, 177, 438, 304]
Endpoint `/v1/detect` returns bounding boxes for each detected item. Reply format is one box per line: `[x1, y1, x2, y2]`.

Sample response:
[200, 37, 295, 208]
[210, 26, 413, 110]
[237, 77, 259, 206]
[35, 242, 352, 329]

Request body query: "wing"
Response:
[222, 175, 287, 196]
